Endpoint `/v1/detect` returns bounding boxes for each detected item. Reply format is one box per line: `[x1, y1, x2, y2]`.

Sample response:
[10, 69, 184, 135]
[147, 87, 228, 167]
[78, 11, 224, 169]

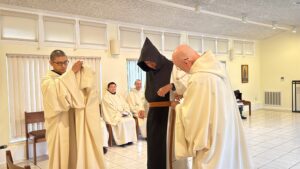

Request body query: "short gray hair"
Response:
[135, 79, 141, 83]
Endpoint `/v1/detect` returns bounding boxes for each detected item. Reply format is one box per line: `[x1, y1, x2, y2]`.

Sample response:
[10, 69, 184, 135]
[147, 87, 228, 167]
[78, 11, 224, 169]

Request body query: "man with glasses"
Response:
[41, 50, 106, 169]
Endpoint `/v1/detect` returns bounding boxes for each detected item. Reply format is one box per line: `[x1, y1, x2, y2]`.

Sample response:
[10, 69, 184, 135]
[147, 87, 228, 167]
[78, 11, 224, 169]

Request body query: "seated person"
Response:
[127, 79, 148, 138]
[234, 90, 247, 120]
[101, 82, 137, 146]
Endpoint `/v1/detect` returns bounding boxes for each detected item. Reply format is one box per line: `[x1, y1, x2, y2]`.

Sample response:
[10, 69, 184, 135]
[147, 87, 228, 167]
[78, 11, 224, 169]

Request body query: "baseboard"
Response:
[262, 106, 291, 111]
[241, 103, 292, 113]
[242, 103, 263, 113]
[0, 140, 47, 165]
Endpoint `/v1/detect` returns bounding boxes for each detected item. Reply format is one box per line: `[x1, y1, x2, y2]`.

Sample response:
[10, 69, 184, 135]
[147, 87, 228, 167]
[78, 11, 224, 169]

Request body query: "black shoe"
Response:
[0, 145, 8, 149]
[103, 147, 108, 154]
[126, 142, 133, 145]
[241, 115, 247, 120]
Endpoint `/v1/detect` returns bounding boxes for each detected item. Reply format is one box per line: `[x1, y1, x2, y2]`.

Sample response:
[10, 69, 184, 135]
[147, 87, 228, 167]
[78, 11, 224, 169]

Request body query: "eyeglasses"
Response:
[52, 60, 69, 66]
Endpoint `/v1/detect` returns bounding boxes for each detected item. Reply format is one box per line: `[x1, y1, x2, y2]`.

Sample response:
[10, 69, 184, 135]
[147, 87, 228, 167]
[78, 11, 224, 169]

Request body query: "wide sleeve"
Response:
[101, 96, 122, 125]
[172, 66, 189, 95]
[175, 77, 216, 159]
[41, 70, 84, 118]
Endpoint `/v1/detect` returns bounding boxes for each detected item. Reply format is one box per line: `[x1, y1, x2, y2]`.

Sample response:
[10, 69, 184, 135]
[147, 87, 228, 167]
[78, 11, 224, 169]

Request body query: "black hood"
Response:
[138, 37, 166, 72]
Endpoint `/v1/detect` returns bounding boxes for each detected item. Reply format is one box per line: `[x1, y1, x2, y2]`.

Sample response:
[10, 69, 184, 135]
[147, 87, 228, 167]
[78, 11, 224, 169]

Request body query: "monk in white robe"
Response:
[127, 79, 147, 138]
[172, 45, 253, 169]
[101, 82, 137, 145]
[41, 50, 106, 169]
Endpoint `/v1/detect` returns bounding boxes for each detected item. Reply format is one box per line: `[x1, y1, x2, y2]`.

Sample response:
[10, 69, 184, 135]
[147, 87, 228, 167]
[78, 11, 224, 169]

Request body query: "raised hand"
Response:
[72, 60, 83, 73]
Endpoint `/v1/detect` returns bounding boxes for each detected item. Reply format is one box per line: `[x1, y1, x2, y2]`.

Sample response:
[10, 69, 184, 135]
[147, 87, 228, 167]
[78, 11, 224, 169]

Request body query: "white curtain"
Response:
[126, 60, 146, 91]
[6, 54, 102, 140]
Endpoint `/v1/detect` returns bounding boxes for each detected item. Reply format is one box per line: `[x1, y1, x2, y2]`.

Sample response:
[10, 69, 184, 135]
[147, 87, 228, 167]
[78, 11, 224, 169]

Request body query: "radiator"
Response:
[264, 91, 281, 106]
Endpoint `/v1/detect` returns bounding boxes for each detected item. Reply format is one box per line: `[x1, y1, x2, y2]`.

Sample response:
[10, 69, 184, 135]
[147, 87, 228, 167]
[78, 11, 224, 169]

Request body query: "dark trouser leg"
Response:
[239, 106, 247, 119]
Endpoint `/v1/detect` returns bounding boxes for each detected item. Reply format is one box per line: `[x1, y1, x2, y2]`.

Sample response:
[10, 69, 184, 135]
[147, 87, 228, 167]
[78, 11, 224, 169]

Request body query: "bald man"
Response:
[127, 79, 148, 138]
[172, 45, 253, 169]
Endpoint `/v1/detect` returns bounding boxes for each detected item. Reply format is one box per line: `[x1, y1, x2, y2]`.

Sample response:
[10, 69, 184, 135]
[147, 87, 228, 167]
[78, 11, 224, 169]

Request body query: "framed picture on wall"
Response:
[241, 65, 248, 83]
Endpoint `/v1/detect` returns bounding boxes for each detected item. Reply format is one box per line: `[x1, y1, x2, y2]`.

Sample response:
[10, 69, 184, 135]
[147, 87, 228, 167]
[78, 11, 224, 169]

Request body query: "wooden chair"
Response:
[234, 90, 252, 116]
[241, 100, 251, 116]
[6, 150, 31, 169]
[106, 124, 114, 147]
[24, 111, 46, 165]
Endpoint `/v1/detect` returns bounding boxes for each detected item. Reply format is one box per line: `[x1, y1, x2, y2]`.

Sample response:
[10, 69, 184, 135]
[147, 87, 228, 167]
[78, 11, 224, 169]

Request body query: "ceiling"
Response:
[0, 0, 299, 40]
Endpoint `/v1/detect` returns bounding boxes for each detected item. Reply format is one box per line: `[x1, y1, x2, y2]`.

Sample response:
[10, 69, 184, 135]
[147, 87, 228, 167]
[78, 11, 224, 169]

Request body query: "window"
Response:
[233, 40, 244, 55]
[144, 30, 162, 50]
[203, 37, 216, 53]
[164, 33, 180, 51]
[6, 54, 102, 141]
[216, 39, 229, 54]
[44, 16, 75, 43]
[188, 35, 202, 53]
[233, 40, 255, 55]
[244, 42, 254, 55]
[126, 60, 146, 91]
[120, 27, 141, 49]
[79, 21, 107, 46]
[1, 11, 38, 41]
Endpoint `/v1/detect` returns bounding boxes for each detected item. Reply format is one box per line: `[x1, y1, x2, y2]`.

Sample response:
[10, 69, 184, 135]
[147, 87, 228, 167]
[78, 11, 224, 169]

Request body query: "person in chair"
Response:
[234, 90, 247, 120]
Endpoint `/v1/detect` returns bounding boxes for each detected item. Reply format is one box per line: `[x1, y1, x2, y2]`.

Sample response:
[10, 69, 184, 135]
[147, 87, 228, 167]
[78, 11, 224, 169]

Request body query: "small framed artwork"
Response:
[241, 65, 248, 83]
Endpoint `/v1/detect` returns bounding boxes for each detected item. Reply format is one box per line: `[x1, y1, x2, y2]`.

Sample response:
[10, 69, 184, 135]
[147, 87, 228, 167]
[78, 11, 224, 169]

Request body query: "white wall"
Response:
[219, 42, 262, 110]
[260, 32, 300, 110]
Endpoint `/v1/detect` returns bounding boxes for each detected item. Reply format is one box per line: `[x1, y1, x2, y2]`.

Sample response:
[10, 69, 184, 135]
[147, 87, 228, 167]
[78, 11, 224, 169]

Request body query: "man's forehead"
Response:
[53, 56, 67, 61]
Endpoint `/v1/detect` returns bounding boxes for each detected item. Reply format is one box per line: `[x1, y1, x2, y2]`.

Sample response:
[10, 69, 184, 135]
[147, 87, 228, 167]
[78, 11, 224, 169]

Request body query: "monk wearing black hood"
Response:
[138, 38, 173, 169]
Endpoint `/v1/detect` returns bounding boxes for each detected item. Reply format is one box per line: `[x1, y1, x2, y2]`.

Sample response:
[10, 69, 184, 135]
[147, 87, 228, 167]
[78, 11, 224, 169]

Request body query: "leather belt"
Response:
[148, 101, 172, 107]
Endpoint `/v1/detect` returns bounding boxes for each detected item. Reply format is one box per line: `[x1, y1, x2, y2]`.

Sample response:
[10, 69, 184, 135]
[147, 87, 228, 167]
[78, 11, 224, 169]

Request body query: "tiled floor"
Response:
[245, 110, 300, 169]
[1, 109, 300, 169]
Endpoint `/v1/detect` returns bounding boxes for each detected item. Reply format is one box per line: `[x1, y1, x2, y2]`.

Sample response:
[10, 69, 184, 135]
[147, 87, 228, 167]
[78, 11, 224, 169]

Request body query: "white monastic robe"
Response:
[172, 66, 190, 96]
[127, 88, 147, 138]
[101, 92, 137, 145]
[41, 66, 106, 169]
[101, 118, 109, 147]
[175, 51, 253, 169]
[167, 65, 191, 169]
